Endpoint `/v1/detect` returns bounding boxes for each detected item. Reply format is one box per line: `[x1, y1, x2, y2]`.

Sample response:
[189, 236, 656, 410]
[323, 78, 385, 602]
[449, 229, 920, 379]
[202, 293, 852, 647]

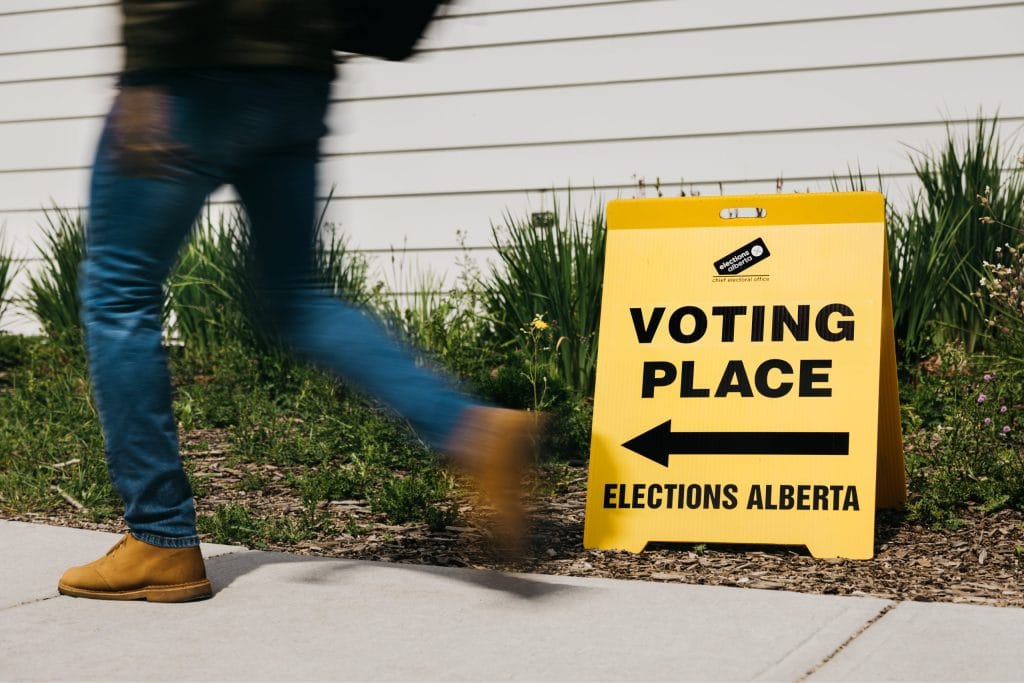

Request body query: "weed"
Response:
[344, 514, 371, 536]
[197, 503, 261, 545]
[288, 466, 364, 505]
[237, 471, 268, 493]
[196, 502, 322, 548]
[186, 470, 211, 498]
[367, 468, 455, 531]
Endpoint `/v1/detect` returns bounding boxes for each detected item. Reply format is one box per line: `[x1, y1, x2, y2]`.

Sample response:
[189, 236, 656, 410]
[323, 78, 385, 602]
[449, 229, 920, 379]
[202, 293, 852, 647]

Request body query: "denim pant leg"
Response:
[82, 121, 218, 548]
[232, 139, 477, 451]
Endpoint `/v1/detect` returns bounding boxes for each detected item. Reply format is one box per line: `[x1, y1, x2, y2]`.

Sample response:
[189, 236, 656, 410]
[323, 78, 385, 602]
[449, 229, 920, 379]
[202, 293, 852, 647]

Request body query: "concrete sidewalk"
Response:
[1, 520, 1020, 682]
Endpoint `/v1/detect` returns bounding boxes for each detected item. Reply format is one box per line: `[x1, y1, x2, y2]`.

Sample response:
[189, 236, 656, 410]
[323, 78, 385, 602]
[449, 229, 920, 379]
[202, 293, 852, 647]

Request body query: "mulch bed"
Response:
[10, 440, 1024, 607]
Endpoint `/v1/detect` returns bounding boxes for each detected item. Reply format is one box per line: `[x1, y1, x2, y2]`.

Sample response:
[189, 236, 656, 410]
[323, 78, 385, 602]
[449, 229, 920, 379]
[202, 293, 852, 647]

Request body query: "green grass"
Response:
[196, 503, 323, 548]
[0, 336, 116, 520]
[0, 334, 457, 537]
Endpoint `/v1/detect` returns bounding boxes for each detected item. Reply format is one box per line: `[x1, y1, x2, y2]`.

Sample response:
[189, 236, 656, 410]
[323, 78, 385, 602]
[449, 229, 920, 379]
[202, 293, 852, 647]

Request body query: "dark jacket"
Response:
[122, 0, 336, 75]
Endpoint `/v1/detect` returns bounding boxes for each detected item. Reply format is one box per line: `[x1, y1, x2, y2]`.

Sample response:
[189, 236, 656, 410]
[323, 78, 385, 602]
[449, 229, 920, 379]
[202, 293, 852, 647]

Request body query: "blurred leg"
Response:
[233, 133, 476, 451]
[82, 96, 219, 547]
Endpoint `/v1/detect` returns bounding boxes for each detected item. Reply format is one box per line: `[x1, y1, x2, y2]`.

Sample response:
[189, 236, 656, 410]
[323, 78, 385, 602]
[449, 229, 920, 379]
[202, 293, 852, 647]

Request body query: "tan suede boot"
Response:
[447, 406, 542, 555]
[58, 534, 212, 603]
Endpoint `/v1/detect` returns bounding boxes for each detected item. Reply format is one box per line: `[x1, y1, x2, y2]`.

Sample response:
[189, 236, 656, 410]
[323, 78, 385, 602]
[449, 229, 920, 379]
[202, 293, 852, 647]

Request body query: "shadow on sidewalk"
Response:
[205, 549, 585, 601]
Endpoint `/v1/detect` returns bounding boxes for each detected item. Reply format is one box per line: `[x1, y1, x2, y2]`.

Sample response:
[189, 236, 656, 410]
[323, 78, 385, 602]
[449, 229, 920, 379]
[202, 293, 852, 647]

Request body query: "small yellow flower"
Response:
[532, 317, 550, 331]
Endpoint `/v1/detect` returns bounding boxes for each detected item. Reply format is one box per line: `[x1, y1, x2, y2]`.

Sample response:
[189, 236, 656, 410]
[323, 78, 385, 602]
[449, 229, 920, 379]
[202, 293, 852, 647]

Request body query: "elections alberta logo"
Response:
[713, 237, 770, 281]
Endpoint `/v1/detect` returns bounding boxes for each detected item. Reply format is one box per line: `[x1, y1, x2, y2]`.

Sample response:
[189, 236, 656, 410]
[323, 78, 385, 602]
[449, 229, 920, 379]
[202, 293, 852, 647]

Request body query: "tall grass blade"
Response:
[0, 232, 17, 328]
[888, 117, 1024, 356]
[25, 207, 86, 341]
[315, 223, 372, 307]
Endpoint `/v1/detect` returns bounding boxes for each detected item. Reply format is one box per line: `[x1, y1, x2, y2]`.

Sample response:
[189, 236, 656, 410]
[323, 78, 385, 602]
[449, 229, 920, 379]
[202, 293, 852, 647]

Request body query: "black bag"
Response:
[334, 0, 448, 61]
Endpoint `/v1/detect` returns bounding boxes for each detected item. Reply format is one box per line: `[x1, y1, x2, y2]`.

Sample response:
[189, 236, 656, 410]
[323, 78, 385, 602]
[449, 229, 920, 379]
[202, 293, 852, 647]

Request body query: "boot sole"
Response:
[58, 579, 212, 603]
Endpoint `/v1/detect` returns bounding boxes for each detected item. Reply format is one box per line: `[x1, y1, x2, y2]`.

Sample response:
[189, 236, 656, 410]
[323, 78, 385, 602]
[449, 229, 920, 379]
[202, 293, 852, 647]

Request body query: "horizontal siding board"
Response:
[0, 4, 118, 54]
[0, 78, 114, 121]
[6, 1, 1016, 54]
[0, 1, 113, 15]
[447, 0, 1017, 18]
[5, 57, 1019, 173]
[1, 120, 1016, 262]
[318, 120, 1024, 196]
[424, 0, 1024, 49]
[332, 61, 1021, 153]
[4, 118, 1019, 221]
[0, 119, 102, 169]
[0, 46, 120, 84]
[6, 6, 1023, 96]
[343, 7, 1024, 100]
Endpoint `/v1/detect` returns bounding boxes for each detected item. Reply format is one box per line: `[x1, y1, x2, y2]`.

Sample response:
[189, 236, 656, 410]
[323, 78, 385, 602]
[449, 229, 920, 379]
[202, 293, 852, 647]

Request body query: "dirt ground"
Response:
[11, 444, 1024, 608]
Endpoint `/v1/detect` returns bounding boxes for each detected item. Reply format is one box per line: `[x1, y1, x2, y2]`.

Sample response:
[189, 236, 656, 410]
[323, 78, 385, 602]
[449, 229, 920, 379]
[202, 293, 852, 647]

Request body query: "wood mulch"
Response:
[9, 439, 1024, 608]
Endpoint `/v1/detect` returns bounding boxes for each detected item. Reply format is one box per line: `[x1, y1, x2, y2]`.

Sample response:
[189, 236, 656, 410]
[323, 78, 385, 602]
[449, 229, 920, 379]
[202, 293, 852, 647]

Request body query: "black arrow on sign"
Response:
[622, 420, 850, 467]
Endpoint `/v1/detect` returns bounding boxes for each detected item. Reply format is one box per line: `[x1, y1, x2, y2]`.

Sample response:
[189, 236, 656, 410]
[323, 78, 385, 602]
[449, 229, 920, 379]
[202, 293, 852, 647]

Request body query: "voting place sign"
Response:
[583, 192, 905, 559]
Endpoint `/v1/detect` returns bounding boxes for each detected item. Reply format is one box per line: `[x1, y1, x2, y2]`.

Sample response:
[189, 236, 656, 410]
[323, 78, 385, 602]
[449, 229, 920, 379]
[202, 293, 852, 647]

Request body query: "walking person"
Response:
[58, 1, 538, 603]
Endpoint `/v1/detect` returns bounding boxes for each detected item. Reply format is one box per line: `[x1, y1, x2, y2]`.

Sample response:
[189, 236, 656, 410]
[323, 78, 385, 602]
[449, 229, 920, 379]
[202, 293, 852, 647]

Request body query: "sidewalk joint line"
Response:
[798, 601, 897, 681]
[1, 592, 64, 612]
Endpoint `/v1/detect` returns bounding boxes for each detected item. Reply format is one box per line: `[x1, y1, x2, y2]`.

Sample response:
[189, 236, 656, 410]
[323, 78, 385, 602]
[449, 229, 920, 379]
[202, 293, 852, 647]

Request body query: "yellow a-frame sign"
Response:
[583, 192, 904, 559]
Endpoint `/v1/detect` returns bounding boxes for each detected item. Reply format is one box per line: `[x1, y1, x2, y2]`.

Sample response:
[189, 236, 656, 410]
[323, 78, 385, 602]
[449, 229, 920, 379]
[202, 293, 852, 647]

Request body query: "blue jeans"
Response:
[82, 69, 476, 548]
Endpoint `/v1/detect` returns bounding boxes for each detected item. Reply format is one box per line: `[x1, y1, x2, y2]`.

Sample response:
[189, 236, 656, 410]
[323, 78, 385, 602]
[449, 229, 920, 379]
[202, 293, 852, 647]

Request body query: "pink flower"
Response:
[1000, 405, 1009, 413]
[977, 393, 987, 404]
[1003, 425, 1012, 434]
[984, 417, 993, 425]
[984, 373, 994, 381]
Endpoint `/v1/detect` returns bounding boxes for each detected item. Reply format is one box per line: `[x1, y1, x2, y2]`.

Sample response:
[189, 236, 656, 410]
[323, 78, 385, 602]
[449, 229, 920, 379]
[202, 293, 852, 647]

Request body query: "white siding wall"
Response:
[1, 0, 1022, 333]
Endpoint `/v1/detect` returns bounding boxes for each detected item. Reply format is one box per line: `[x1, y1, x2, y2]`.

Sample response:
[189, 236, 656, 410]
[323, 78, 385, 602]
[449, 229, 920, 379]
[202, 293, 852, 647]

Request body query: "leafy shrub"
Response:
[481, 202, 605, 397]
[903, 348, 1024, 525]
[26, 208, 85, 342]
[888, 118, 1024, 357]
